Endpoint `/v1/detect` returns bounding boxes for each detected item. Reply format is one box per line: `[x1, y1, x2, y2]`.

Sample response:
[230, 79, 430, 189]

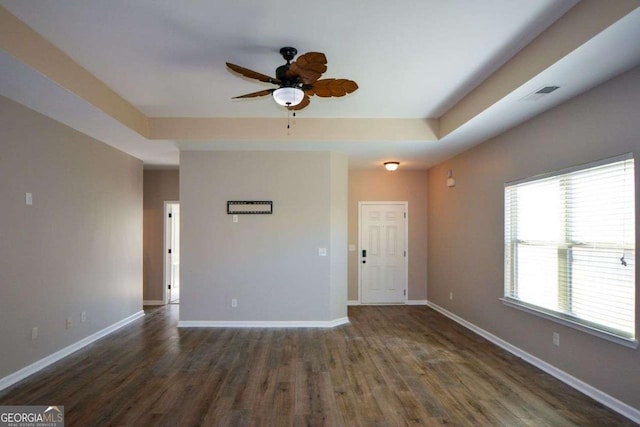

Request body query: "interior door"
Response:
[167, 203, 180, 304]
[360, 203, 407, 303]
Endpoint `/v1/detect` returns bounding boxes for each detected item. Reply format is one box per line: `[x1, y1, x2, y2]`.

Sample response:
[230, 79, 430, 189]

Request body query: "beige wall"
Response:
[330, 152, 349, 319]
[0, 95, 143, 379]
[348, 170, 428, 301]
[180, 151, 347, 322]
[143, 169, 179, 302]
[428, 66, 640, 409]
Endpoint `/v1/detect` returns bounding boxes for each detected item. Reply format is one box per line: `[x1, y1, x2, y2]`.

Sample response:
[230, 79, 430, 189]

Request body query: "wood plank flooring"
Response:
[0, 305, 635, 426]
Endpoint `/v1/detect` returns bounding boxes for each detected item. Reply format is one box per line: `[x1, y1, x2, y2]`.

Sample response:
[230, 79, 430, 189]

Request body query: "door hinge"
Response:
[404, 289, 406, 296]
[404, 250, 406, 257]
[404, 212, 406, 219]
[168, 249, 172, 254]
[168, 284, 171, 289]
[168, 213, 172, 218]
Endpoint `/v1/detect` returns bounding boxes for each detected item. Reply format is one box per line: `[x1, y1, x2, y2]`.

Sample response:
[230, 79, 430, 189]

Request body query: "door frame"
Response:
[358, 201, 409, 305]
[163, 201, 180, 304]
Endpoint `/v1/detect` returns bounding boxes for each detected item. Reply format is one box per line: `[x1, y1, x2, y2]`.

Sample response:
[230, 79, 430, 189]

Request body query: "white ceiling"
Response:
[1, 0, 639, 169]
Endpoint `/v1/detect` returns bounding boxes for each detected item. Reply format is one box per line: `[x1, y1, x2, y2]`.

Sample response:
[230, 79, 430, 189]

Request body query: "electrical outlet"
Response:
[231, 299, 238, 308]
[31, 327, 38, 340]
[66, 317, 72, 329]
[81, 312, 87, 323]
[553, 332, 560, 346]
[449, 292, 453, 300]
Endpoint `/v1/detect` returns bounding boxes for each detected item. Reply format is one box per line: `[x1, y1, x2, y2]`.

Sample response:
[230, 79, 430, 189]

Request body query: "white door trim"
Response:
[163, 201, 179, 304]
[358, 201, 409, 305]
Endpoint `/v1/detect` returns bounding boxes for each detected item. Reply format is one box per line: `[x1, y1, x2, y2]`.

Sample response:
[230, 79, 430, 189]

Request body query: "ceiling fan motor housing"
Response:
[276, 47, 298, 84]
[276, 65, 292, 83]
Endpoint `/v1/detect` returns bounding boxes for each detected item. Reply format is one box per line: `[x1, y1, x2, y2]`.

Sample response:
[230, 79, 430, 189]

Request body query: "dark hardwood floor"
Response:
[0, 305, 635, 426]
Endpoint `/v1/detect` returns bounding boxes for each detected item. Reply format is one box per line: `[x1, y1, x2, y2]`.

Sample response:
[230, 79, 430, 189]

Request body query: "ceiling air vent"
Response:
[536, 85, 560, 94]
[521, 85, 560, 101]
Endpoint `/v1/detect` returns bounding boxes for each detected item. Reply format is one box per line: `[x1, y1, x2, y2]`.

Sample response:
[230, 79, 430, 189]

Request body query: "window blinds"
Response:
[504, 155, 636, 340]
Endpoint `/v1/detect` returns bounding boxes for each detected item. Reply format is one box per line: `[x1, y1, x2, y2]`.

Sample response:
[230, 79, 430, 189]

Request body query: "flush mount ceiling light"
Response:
[384, 161, 400, 172]
[272, 87, 305, 107]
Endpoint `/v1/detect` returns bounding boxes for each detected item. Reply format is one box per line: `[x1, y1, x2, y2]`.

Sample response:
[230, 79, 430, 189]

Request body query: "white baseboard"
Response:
[0, 310, 145, 392]
[178, 317, 350, 328]
[143, 300, 164, 306]
[427, 301, 640, 424]
[348, 300, 427, 306]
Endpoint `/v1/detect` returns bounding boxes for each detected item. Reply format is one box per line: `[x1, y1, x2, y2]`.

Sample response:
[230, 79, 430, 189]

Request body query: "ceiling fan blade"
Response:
[286, 52, 328, 84]
[295, 52, 327, 74]
[232, 89, 275, 99]
[311, 79, 358, 97]
[287, 95, 310, 111]
[286, 63, 321, 85]
[226, 63, 281, 84]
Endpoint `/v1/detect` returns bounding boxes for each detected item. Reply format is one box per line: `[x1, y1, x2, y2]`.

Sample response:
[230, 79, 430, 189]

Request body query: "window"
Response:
[504, 155, 636, 344]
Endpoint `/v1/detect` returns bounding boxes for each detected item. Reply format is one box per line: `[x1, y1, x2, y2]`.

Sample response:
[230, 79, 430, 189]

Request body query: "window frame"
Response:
[503, 154, 638, 349]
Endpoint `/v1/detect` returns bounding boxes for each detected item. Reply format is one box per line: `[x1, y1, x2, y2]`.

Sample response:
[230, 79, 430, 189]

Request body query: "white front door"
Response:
[359, 202, 407, 304]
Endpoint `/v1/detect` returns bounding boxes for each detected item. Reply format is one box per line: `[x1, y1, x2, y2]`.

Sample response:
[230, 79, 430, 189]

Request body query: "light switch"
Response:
[25, 192, 33, 206]
[233, 215, 238, 223]
[318, 247, 328, 257]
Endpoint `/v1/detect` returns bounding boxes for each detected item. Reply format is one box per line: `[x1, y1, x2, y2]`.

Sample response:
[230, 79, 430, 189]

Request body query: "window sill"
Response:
[500, 298, 638, 349]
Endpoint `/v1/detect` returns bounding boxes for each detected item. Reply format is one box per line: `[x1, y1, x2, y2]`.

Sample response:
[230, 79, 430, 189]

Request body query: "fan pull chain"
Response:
[285, 103, 298, 135]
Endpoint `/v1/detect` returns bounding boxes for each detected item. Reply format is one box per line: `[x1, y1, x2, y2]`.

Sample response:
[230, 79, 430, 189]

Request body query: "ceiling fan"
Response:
[226, 47, 358, 111]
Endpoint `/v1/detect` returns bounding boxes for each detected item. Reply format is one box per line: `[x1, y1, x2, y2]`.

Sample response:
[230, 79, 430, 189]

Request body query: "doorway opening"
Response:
[358, 201, 408, 304]
[164, 202, 180, 304]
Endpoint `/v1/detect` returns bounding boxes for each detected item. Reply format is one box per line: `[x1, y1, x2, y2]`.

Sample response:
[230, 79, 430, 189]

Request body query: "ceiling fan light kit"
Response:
[227, 47, 358, 111]
[272, 87, 304, 107]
